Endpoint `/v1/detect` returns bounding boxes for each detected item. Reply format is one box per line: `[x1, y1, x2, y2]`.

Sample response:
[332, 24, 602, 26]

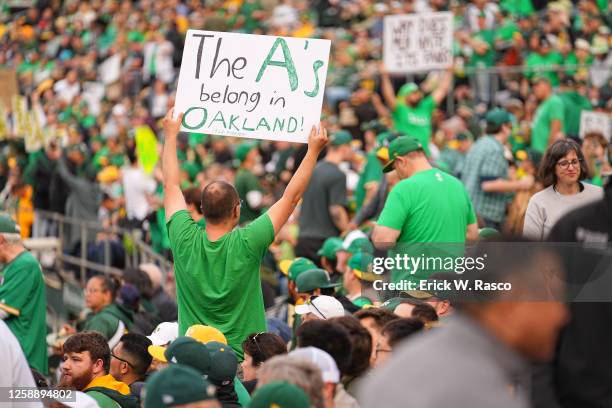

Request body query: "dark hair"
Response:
[329, 316, 372, 378]
[485, 122, 509, 135]
[296, 320, 352, 376]
[354, 308, 398, 331]
[184, 187, 203, 214]
[123, 268, 154, 300]
[90, 274, 120, 300]
[410, 303, 439, 323]
[127, 148, 138, 165]
[119, 333, 153, 377]
[241, 332, 287, 367]
[200, 181, 240, 224]
[381, 318, 424, 348]
[538, 139, 589, 187]
[583, 132, 608, 148]
[63, 331, 111, 372]
[31, 368, 48, 388]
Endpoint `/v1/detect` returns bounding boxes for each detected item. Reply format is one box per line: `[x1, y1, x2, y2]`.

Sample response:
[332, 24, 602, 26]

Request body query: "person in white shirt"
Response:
[524, 139, 602, 240]
[0, 320, 42, 408]
[122, 149, 157, 226]
[53, 70, 81, 104]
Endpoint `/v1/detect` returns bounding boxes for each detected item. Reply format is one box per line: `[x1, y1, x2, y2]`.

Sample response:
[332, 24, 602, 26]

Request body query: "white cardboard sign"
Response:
[580, 111, 611, 142]
[384, 12, 453, 73]
[175, 30, 331, 143]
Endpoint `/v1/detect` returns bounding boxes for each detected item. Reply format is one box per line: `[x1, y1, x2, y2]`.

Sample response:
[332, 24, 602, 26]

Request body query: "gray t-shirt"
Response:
[523, 183, 603, 240]
[298, 160, 347, 239]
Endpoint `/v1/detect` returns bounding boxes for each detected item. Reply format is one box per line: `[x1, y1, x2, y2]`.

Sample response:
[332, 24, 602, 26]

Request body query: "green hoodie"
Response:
[85, 374, 138, 408]
[80, 303, 134, 343]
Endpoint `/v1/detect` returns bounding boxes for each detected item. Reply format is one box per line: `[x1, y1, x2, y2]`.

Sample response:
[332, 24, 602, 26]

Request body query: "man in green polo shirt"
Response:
[0, 213, 47, 374]
[531, 76, 565, 153]
[162, 109, 328, 359]
[380, 64, 453, 156]
[372, 137, 478, 284]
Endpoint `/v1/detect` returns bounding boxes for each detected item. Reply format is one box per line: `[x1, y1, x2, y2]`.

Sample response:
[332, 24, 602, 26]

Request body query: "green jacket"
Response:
[85, 375, 138, 408]
[80, 303, 133, 343]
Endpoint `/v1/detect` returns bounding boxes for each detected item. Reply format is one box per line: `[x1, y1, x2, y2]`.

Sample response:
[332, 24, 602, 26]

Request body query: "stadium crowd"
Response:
[0, 0, 611, 407]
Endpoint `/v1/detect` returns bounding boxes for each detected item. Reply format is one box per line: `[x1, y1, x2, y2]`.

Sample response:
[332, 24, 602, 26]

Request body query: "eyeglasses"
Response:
[84, 288, 102, 294]
[237, 199, 243, 208]
[556, 159, 582, 170]
[111, 353, 134, 368]
[307, 296, 327, 320]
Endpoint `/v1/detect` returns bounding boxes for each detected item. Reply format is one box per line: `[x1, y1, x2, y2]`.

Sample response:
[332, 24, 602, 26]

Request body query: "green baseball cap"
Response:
[361, 120, 388, 134]
[0, 213, 20, 235]
[66, 142, 89, 157]
[144, 364, 217, 408]
[398, 82, 419, 97]
[317, 237, 343, 260]
[402, 290, 436, 300]
[348, 252, 377, 282]
[380, 297, 421, 311]
[295, 268, 340, 293]
[485, 109, 512, 127]
[478, 227, 500, 239]
[234, 142, 257, 163]
[375, 131, 401, 150]
[329, 130, 352, 146]
[279, 257, 317, 281]
[164, 337, 211, 375]
[250, 381, 310, 408]
[382, 136, 424, 173]
[205, 341, 238, 386]
[346, 238, 374, 255]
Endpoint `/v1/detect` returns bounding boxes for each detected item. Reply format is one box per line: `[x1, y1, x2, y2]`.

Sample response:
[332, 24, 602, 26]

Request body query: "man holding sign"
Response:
[380, 65, 453, 157]
[162, 108, 328, 359]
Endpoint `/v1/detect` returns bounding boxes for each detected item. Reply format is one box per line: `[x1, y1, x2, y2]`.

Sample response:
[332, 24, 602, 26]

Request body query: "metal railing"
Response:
[32, 210, 173, 287]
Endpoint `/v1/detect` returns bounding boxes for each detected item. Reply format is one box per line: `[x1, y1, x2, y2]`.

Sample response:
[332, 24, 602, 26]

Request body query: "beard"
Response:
[59, 366, 94, 391]
[407, 97, 422, 107]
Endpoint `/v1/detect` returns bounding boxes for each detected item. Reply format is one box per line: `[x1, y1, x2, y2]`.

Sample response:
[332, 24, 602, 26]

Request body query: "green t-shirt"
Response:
[469, 29, 496, 68]
[495, 20, 519, 43]
[392, 95, 437, 156]
[500, 0, 534, 15]
[354, 152, 383, 210]
[377, 169, 476, 283]
[559, 91, 592, 138]
[564, 52, 593, 78]
[525, 51, 565, 86]
[531, 95, 565, 153]
[235, 168, 264, 224]
[168, 210, 274, 360]
[0, 251, 48, 374]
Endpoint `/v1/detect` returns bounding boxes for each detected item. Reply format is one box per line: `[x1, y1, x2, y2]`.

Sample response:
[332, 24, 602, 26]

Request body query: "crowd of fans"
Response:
[0, 0, 611, 407]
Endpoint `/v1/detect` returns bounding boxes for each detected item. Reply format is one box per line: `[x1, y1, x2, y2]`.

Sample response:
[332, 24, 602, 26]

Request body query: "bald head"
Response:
[200, 181, 240, 224]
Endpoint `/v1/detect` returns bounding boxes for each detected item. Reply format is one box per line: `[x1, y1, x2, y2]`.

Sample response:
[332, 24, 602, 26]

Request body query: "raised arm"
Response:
[431, 69, 453, 105]
[162, 109, 187, 221]
[267, 125, 328, 234]
[379, 62, 397, 112]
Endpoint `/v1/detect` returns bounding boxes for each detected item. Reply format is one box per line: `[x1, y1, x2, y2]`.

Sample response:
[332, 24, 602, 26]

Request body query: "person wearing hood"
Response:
[61, 331, 138, 408]
[76, 275, 134, 349]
